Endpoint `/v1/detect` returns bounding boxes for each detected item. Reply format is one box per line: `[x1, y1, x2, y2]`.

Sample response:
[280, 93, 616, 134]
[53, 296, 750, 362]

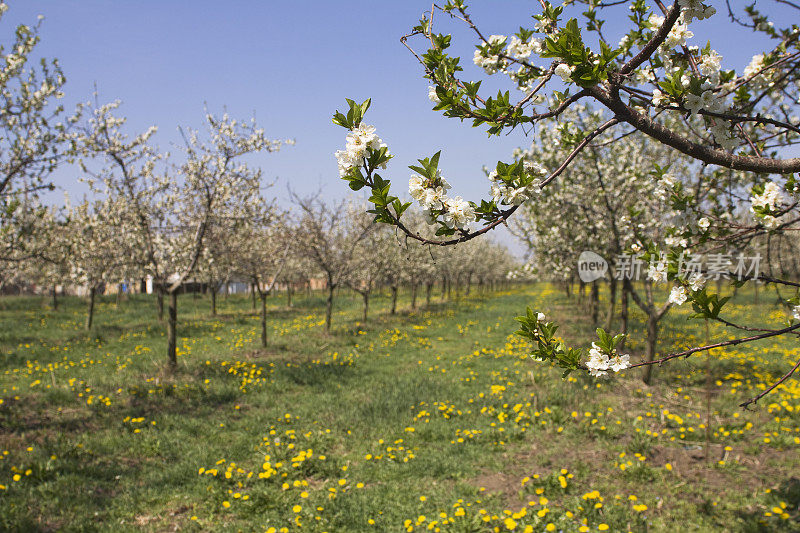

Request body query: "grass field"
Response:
[0, 284, 799, 532]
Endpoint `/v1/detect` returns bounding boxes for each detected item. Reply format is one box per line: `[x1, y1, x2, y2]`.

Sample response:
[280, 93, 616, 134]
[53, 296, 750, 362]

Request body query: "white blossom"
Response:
[554, 63, 574, 83]
[665, 22, 693, 48]
[442, 196, 476, 230]
[586, 343, 610, 378]
[678, 0, 716, 22]
[609, 353, 631, 372]
[668, 285, 689, 305]
[428, 85, 441, 104]
[688, 272, 706, 292]
[647, 261, 668, 283]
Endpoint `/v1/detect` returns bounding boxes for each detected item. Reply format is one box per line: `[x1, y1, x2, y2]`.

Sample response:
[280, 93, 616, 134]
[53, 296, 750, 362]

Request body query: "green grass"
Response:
[0, 283, 798, 532]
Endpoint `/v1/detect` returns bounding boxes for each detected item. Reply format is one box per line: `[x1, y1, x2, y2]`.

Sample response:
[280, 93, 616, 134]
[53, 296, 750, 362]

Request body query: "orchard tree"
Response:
[346, 224, 392, 323]
[26, 205, 70, 309]
[276, 248, 314, 308]
[293, 194, 376, 334]
[392, 210, 440, 308]
[79, 101, 287, 367]
[65, 196, 128, 328]
[511, 105, 746, 383]
[196, 228, 235, 316]
[0, 3, 82, 264]
[229, 204, 290, 348]
[333, 1, 800, 407]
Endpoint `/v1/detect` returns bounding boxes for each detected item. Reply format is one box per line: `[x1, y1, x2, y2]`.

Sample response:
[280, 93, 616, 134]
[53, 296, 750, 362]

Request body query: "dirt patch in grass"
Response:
[0, 398, 99, 446]
[468, 436, 605, 506]
[648, 443, 797, 489]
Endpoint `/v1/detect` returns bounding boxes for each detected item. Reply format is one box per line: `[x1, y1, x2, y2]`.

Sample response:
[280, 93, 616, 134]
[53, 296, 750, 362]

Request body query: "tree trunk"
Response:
[390, 285, 398, 314]
[251, 283, 257, 310]
[52, 285, 58, 310]
[325, 284, 334, 334]
[157, 287, 164, 321]
[642, 314, 659, 385]
[447, 278, 452, 300]
[620, 281, 629, 349]
[287, 285, 293, 307]
[260, 292, 268, 348]
[85, 286, 96, 330]
[465, 273, 472, 296]
[211, 285, 217, 316]
[441, 276, 447, 300]
[604, 277, 617, 331]
[362, 292, 369, 323]
[167, 291, 178, 369]
[426, 283, 433, 307]
[590, 281, 599, 325]
[410, 283, 418, 309]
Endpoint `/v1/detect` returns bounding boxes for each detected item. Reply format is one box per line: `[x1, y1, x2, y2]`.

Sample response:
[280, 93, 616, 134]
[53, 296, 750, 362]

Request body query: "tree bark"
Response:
[211, 285, 217, 316]
[260, 291, 268, 348]
[390, 285, 398, 315]
[85, 286, 96, 330]
[157, 287, 164, 321]
[604, 277, 617, 331]
[619, 281, 629, 349]
[167, 291, 178, 369]
[362, 291, 369, 323]
[590, 281, 599, 325]
[642, 314, 659, 385]
[410, 283, 418, 309]
[426, 282, 433, 307]
[325, 283, 334, 334]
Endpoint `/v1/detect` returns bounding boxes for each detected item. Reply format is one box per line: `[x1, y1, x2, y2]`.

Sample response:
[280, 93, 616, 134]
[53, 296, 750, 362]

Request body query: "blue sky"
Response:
[5, 1, 793, 252]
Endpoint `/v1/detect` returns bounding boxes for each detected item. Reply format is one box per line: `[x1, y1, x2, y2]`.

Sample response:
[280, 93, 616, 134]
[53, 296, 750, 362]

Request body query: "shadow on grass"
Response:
[732, 476, 800, 531]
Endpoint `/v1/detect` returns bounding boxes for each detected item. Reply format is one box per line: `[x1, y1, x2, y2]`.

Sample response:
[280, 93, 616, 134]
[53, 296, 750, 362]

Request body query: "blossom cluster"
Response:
[677, 0, 716, 23]
[409, 172, 476, 230]
[335, 123, 387, 178]
[586, 343, 631, 378]
[488, 161, 546, 206]
[646, 9, 743, 153]
[750, 181, 786, 229]
[472, 35, 509, 75]
[644, 253, 710, 307]
[471, 33, 547, 92]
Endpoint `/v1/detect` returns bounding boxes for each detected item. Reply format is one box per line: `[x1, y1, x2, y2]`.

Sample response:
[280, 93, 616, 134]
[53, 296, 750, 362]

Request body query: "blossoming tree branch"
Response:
[333, 0, 800, 408]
